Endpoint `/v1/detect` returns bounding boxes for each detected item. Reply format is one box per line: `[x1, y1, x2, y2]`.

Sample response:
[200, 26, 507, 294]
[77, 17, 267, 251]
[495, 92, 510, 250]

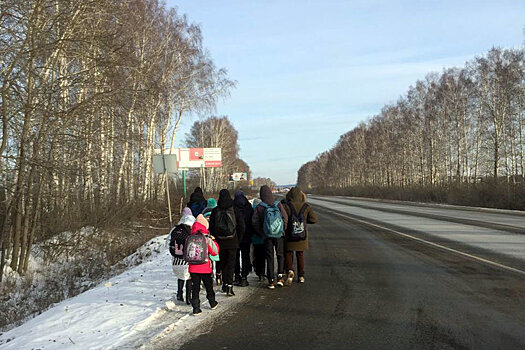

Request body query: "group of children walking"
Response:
[168, 185, 318, 315]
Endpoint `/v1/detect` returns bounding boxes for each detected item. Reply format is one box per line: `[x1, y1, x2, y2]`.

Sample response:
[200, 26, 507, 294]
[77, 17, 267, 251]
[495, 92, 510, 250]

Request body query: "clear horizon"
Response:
[168, 0, 525, 185]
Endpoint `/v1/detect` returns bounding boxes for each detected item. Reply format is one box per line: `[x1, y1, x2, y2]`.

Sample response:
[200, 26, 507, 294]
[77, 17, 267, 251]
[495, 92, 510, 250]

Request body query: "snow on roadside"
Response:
[0, 235, 257, 349]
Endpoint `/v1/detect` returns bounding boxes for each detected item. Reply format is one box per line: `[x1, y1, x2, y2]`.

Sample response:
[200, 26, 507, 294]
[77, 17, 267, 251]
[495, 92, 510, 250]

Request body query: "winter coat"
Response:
[209, 189, 245, 250]
[187, 187, 206, 217]
[251, 200, 264, 245]
[187, 221, 219, 274]
[169, 214, 196, 280]
[251, 185, 288, 239]
[233, 190, 255, 244]
[283, 187, 318, 251]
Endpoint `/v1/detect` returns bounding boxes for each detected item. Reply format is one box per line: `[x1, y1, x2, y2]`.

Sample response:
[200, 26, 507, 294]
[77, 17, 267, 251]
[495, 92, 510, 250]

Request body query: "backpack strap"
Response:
[298, 203, 308, 216]
[228, 207, 237, 227]
[287, 201, 298, 216]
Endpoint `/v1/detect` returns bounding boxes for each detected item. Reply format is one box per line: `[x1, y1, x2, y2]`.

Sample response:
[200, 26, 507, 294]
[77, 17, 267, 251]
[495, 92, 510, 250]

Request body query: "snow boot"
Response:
[234, 274, 242, 286]
[239, 277, 249, 287]
[185, 280, 192, 305]
[210, 300, 218, 310]
[227, 285, 235, 296]
[285, 270, 294, 287]
[277, 274, 284, 287]
[177, 279, 184, 301]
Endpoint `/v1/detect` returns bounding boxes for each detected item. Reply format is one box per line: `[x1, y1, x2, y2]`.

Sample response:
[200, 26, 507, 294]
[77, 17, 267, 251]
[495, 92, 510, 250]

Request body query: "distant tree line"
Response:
[0, 0, 233, 279]
[253, 177, 277, 190]
[298, 47, 525, 209]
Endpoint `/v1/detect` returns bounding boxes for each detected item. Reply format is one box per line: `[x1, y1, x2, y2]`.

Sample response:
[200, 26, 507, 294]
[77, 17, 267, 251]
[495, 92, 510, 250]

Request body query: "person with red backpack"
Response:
[168, 208, 195, 304]
[252, 185, 288, 289]
[187, 214, 219, 315]
[209, 189, 245, 296]
[283, 188, 318, 285]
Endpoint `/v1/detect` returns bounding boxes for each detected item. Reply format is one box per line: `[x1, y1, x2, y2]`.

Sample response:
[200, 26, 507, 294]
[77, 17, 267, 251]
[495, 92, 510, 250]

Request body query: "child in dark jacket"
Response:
[233, 190, 254, 287]
[209, 189, 245, 296]
[189, 214, 219, 315]
[187, 187, 207, 217]
[251, 185, 288, 289]
[251, 198, 266, 281]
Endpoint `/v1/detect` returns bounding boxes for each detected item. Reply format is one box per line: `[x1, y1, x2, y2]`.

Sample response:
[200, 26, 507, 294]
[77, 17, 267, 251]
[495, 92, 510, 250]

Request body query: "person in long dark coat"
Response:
[209, 189, 245, 296]
[251, 198, 266, 280]
[283, 187, 318, 285]
[233, 190, 254, 287]
[187, 187, 206, 217]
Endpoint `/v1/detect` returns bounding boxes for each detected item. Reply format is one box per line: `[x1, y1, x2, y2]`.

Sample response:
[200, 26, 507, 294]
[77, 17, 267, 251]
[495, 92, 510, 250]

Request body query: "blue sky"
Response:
[167, 0, 525, 185]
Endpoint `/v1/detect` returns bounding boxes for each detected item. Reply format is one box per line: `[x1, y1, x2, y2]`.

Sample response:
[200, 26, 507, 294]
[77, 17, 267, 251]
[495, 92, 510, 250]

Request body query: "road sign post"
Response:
[182, 169, 187, 198]
[152, 154, 178, 227]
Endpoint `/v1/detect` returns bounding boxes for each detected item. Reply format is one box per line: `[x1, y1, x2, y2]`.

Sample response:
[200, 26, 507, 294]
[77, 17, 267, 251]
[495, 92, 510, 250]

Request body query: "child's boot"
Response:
[176, 279, 184, 301]
[227, 285, 235, 296]
[185, 279, 192, 305]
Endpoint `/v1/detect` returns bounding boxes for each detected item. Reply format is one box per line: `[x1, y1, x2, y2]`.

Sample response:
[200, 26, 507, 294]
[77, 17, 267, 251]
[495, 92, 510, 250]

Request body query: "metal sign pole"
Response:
[162, 155, 173, 228]
[152, 153, 178, 227]
[183, 170, 187, 198]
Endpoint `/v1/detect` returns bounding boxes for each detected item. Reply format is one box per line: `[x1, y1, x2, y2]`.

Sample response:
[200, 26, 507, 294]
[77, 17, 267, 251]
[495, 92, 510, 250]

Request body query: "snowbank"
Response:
[0, 235, 257, 349]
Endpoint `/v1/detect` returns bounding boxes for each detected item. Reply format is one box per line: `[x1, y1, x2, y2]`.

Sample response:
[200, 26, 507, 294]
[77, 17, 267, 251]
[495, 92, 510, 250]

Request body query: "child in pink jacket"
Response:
[189, 214, 219, 315]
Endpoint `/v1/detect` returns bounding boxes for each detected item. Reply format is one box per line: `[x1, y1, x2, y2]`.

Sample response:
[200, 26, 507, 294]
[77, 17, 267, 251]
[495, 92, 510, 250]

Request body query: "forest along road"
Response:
[161, 197, 525, 349]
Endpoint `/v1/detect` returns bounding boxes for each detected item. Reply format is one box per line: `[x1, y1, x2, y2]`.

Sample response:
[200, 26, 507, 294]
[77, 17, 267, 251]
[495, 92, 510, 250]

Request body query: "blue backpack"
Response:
[259, 201, 284, 238]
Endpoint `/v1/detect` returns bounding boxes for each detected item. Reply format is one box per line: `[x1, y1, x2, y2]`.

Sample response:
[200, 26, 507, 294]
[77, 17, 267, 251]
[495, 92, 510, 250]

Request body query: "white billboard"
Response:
[154, 148, 222, 169]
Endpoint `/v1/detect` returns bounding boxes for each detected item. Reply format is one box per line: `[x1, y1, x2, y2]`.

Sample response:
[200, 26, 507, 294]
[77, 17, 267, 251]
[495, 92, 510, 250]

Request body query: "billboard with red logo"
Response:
[154, 148, 222, 169]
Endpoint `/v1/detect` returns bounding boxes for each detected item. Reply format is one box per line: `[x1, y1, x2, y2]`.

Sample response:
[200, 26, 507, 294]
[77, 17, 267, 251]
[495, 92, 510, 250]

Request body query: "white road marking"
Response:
[330, 210, 525, 277]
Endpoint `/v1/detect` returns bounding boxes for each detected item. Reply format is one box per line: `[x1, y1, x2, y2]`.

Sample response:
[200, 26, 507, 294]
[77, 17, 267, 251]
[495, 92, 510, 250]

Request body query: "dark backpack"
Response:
[169, 224, 191, 258]
[259, 201, 284, 238]
[214, 208, 236, 240]
[183, 231, 209, 265]
[286, 203, 308, 242]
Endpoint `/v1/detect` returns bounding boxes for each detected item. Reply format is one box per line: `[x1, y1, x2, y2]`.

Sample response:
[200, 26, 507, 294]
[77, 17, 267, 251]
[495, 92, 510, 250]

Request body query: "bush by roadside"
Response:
[309, 182, 525, 211]
[0, 200, 175, 331]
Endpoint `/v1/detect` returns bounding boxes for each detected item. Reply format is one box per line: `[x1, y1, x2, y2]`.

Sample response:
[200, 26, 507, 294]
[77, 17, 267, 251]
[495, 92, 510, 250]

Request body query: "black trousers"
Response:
[219, 248, 237, 286]
[253, 244, 266, 277]
[190, 273, 215, 309]
[265, 237, 284, 281]
[235, 242, 252, 278]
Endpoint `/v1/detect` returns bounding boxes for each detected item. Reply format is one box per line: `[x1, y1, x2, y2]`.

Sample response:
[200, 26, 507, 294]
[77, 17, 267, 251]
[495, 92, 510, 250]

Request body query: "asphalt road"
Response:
[177, 202, 525, 350]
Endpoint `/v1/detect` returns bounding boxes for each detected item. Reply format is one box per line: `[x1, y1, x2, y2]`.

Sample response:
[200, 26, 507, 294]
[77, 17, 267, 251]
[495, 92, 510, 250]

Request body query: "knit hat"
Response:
[217, 189, 233, 209]
[178, 214, 195, 226]
[182, 207, 192, 217]
[206, 198, 217, 208]
[202, 208, 212, 218]
[195, 214, 209, 229]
